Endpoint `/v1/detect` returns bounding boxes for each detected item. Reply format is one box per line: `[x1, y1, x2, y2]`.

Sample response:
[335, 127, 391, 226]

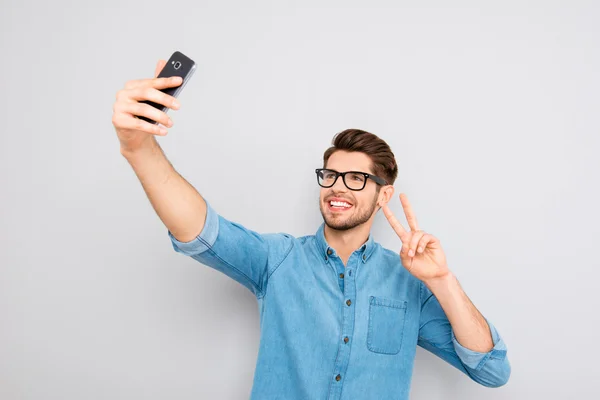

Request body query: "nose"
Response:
[331, 175, 348, 191]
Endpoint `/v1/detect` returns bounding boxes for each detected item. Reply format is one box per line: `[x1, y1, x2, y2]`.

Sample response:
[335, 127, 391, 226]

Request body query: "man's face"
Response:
[319, 150, 382, 231]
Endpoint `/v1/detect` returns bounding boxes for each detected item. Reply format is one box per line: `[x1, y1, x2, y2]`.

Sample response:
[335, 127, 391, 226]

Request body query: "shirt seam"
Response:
[311, 236, 323, 259]
[417, 335, 488, 370]
[419, 280, 490, 372]
[260, 238, 295, 299]
[203, 246, 264, 297]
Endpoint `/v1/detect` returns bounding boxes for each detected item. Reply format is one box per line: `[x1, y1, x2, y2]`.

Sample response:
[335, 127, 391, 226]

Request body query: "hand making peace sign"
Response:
[382, 193, 450, 282]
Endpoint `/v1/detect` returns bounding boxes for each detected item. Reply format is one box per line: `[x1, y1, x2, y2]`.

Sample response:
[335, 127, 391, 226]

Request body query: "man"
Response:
[112, 59, 511, 399]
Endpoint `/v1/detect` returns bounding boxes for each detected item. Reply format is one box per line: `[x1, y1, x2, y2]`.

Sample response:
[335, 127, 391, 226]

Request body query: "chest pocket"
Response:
[367, 295, 408, 355]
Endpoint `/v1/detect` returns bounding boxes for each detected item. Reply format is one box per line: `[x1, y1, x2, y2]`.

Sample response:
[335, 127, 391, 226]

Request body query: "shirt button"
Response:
[346, 299, 352, 306]
[339, 273, 344, 279]
[335, 374, 341, 381]
[327, 249, 333, 255]
[343, 337, 349, 343]
[363, 254, 366, 261]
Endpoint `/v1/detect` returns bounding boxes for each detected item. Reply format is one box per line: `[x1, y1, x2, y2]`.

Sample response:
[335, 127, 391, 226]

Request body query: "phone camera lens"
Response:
[174, 61, 182, 70]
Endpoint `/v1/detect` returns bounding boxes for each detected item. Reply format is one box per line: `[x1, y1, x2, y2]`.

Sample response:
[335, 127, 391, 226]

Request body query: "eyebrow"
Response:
[327, 168, 372, 174]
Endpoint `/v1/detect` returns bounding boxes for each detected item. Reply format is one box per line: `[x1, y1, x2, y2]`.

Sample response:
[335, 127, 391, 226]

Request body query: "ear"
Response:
[378, 185, 395, 207]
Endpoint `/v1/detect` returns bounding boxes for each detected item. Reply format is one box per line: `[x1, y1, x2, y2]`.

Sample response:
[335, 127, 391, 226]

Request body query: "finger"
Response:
[124, 76, 183, 91]
[400, 242, 410, 257]
[408, 231, 426, 257]
[416, 234, 433, 254]
[382, 204, 409, 241]
[400, 193, 420, 231]
[118, 101, 172, 128]
[112, 111, 168, 136]
[123, 86, 180, 110]
[154, 59, 167, 78]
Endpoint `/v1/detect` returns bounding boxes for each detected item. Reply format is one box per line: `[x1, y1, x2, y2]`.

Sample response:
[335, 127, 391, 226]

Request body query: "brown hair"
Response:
[323, 128, 398, 189]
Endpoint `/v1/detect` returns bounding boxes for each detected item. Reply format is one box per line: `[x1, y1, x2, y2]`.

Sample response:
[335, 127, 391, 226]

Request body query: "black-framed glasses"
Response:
[315, 168, 388, 191]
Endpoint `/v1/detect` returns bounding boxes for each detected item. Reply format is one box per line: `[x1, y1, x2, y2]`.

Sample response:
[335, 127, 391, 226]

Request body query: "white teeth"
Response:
[330, 201, 351, 208]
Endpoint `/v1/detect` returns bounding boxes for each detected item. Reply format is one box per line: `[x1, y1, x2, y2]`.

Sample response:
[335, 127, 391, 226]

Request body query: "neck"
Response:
[323, 222, 371, 260]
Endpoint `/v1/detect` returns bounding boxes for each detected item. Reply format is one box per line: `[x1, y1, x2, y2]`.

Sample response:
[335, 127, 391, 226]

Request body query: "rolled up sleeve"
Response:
[451, 318, 508, 371]
[167, 199, 294, 298]
[418, 282, 511, 388]
[168, 197, 220, 256]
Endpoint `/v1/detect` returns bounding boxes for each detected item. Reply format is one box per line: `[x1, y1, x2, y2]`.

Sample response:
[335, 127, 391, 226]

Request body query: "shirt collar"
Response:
[315, 222, 376, 264]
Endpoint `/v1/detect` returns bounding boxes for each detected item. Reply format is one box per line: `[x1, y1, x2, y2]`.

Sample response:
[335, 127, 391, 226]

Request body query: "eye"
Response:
[348, 173, 365, 182]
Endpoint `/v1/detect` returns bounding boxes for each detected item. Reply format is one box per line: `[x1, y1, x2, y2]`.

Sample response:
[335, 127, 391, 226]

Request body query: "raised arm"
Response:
[381, 193, 510, 387]
[113, 59, 208, 243]
[112, 60, 293, 298]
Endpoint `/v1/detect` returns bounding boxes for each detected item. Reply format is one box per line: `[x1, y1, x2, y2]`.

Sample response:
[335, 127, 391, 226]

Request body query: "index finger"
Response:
[128, 85, 180, 109]
[400, 193, 420, 231]
[382, 204, 409, 241]
[124, 75, 183, 90]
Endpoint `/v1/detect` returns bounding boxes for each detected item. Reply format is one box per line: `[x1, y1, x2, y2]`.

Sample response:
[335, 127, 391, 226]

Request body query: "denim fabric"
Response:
[168, 199, 511, 399]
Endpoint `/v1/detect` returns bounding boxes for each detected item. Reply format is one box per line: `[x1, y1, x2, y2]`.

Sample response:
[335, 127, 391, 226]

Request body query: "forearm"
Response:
[423, 272, 493, 353]
[121, 138, 207, 242]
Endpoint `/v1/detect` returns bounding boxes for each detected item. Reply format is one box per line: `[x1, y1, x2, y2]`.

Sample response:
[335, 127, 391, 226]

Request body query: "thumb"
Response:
[154, 59, 167, 78]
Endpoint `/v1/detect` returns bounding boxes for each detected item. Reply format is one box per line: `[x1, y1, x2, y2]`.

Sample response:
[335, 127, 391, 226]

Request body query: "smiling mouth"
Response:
[327, 201, 353, 212]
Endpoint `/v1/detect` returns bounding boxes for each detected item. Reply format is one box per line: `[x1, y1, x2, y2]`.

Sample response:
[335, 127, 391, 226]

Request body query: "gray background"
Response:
[1, 0, 599, 399]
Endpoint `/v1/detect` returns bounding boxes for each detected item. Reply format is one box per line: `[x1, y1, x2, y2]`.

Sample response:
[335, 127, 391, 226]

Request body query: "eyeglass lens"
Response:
[318, 169, 366, 190]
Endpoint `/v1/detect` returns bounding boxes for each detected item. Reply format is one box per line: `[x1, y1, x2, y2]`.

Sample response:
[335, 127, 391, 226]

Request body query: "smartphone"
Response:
[135, 51, 196, 124]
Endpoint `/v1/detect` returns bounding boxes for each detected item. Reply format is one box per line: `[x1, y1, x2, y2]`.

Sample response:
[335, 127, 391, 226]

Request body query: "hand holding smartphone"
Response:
[112, 51, 196, 153]
[135, 51, 196, 124]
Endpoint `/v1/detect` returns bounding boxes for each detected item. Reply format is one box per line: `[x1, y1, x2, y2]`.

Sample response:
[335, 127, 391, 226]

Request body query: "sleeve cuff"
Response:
[167, 199, 219, 256]
[451, 318, 508, 371]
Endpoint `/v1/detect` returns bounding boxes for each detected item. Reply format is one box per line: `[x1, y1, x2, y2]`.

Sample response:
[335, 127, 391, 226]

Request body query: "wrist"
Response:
[120, 137, 159, 159]
[423, 271, 454, 291]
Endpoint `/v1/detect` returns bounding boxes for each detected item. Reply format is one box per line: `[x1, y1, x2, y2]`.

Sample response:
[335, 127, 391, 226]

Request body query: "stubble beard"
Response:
[319, 191, 378, 231]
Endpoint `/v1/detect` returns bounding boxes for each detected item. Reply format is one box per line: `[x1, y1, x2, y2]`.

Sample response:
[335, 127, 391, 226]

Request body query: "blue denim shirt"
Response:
[168, 199, 511, 399]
